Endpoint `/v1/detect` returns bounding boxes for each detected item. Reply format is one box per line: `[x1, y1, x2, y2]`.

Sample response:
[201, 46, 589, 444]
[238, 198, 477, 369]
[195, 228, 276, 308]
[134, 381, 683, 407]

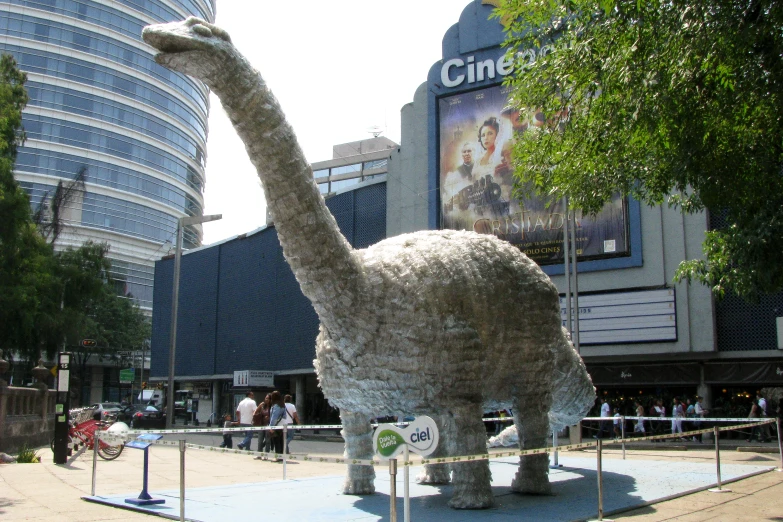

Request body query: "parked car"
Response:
[125, 404, 166, 429]
[91, 402, 123, 421]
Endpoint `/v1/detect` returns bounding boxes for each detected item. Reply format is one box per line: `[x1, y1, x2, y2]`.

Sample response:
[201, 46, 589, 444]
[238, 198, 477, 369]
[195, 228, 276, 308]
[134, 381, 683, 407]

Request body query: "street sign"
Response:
[119, 368, 135, 384]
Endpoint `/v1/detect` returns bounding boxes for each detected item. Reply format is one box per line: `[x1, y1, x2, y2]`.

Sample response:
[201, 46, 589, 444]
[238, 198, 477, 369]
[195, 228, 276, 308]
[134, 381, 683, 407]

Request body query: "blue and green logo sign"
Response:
[373, 416, 439, 459]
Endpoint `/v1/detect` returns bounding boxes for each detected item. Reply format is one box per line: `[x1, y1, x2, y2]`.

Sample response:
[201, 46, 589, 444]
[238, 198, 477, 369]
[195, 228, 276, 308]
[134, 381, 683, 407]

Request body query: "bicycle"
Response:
[50, 412, 125, 461]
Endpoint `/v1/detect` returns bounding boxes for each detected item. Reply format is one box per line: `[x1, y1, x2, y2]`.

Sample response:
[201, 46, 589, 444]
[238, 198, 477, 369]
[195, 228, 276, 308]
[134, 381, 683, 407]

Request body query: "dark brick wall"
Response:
[150, 182, 387, 378]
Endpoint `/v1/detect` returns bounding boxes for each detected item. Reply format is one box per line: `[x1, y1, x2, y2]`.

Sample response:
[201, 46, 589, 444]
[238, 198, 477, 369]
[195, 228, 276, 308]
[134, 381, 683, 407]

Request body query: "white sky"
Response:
[201, 0, 472, 243]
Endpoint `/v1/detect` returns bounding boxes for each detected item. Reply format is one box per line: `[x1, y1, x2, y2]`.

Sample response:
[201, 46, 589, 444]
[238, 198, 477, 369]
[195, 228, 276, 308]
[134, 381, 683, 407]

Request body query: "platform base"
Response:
[125, 497, 166, 506]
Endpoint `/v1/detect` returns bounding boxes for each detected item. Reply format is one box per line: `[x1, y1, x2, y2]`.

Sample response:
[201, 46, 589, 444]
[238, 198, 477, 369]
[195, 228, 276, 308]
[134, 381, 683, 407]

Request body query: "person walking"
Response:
[219, 413, 236, 448]
[254, 394, 272, 453]
[693, 396, 707, 443]
[671, 398, 685, 441]
[283, 394, 300, 451]
[650, 399, 665, 441]
[756, 392, 772, 442]
[268, 391, 287, 459]
[596, 397, 611, 439]
[235, 391, 257, 451]
[634, 401, 646, 436]
[748, 399, 763, 442]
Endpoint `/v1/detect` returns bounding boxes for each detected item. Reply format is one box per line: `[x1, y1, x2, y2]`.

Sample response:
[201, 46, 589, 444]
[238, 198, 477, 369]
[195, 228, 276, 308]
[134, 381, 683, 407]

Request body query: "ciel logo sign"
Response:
[373, 416, 439, 459]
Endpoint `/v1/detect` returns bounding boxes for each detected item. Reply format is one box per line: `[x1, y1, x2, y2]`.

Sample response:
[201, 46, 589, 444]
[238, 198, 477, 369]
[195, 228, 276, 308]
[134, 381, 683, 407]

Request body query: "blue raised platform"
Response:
[84, 456, 773, 521]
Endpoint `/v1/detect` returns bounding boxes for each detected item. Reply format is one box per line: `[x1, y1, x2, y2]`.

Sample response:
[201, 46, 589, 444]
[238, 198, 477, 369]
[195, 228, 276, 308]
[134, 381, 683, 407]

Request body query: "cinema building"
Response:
[149, 0, 783, 424]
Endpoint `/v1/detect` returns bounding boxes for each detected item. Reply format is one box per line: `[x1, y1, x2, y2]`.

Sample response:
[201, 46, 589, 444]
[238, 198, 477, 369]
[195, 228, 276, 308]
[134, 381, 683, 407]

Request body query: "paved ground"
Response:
[0, 438, 780, 521]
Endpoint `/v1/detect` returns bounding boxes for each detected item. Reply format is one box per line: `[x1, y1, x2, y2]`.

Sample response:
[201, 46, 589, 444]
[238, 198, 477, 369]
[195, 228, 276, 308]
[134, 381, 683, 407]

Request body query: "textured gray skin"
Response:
[143, 18, 595, 509]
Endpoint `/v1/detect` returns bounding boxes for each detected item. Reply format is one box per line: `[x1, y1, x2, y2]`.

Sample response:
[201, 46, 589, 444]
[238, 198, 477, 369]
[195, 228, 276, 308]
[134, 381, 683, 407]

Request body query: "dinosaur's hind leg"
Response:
[416, 414, 450, 485]
[511, 389, 553, 495]
[340, 410, 375, 495]
[446, 404, 493, 509]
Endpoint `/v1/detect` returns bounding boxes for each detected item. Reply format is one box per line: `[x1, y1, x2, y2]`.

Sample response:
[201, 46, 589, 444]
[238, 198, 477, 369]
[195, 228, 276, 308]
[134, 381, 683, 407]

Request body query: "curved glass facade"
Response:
[2, 0, 213, 309]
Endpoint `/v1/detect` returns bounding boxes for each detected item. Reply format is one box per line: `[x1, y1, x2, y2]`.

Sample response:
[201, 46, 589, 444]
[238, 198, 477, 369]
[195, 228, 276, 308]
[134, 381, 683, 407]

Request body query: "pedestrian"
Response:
[671, 398, 685, 440]
[693, 396, 707, 443]
[756, 392, 772, 442]
[268, 391, 287, 460]
[219, 413, 236, 449]
[634, 401, 646, 436]
[283, 394, 300, 451]
[748, 399, 763, 442]
[650, 399, 665, 441]
[596, 397, 611, 439]
[235, 391, 257, 451]
[613, 408, 622, 440]
[253, 393, 272, 453]
[685, 398, 696, 436]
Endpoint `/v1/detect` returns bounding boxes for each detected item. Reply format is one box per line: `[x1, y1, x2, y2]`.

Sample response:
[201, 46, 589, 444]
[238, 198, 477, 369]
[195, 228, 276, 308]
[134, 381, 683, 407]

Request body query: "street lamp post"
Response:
[166, 214, 221, 429]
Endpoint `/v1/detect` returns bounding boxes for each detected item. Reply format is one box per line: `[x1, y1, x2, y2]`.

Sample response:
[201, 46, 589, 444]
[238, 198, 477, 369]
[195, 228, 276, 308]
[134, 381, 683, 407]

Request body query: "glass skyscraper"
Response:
[1, 0, 214, 310]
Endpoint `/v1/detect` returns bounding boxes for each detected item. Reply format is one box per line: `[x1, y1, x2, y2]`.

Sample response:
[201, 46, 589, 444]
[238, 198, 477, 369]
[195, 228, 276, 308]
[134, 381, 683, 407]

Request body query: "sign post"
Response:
[53, 352, 72, 464]
[373, 416, 440, 522]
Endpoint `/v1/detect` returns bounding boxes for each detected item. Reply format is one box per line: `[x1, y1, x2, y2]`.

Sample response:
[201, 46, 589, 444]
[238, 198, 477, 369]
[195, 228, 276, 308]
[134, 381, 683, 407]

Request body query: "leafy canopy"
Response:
[495, 0, 783, 298]
[0, 54, 149, 370]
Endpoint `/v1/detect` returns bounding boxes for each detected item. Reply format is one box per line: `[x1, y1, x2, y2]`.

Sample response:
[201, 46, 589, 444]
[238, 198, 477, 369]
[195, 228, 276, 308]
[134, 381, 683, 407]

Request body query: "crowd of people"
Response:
[593, 392, 781, 442]
[220, 390, 300, 460]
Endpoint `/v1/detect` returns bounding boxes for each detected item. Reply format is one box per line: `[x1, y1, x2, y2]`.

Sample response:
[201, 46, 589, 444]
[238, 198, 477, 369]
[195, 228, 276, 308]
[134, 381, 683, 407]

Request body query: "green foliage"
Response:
[15, 443, 41, 463]
[495, 0, 783, 298]
[0, 54, 150, 372]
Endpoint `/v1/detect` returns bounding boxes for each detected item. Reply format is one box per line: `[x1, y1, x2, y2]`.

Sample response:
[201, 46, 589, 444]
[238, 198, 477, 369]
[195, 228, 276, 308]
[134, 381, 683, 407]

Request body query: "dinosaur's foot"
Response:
[416, 464, 451, 485]
[510, 454, 552, 495]
[448, 460, 494, 509]
[447, 486, 494, 509]
[342, 466, 376, 495]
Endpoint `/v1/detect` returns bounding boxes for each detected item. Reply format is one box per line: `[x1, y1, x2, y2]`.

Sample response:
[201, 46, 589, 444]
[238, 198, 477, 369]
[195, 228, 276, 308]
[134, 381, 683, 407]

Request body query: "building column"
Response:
[212, 380, 221, 423]
[295, 376, 305, 424]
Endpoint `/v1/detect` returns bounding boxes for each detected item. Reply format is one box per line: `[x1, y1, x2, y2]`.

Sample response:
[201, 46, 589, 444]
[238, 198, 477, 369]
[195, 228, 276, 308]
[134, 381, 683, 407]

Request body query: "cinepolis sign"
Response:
[440, 46, 553, 88]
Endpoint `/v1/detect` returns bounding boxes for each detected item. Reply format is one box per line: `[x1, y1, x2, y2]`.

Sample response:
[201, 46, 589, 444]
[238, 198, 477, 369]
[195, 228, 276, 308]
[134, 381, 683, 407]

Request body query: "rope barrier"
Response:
[96, 418, 777, 468]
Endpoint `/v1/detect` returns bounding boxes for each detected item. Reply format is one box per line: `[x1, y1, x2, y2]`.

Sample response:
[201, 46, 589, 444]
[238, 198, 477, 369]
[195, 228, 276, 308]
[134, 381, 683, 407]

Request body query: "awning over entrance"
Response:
[704, 361, 783, 385]
[587, 363, 701, 386]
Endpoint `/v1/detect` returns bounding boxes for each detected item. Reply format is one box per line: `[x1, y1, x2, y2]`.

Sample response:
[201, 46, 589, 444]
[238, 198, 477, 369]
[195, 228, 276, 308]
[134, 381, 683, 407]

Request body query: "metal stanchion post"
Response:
[389, 458, 398, 522]
[621, 416, 626, 460]
[550, 431, 562, 468]
[776, 418, 782, 472]
[709, 426, 731, 493]
[179, 439, 186, 521]
[403, 445, 410, 522]
[91, 434, 98, 496]
[283, 426, 288, 480]
[597, 438, 604, 520]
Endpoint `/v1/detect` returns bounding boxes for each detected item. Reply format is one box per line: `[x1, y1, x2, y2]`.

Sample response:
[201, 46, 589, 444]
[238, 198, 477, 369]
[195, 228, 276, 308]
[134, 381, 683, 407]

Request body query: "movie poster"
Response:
[438, 84, 629, 265]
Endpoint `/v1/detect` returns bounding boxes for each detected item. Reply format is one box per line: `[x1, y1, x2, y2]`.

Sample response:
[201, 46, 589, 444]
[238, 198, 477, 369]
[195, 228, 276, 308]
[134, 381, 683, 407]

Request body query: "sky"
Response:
[200, 0, 474, 244]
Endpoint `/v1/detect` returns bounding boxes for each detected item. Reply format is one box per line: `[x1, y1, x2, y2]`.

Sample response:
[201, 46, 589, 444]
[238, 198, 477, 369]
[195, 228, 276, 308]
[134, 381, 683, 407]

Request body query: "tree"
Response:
[495, 0, 783, 298]
[0, 54, 57, 362]
[70, 281, 150, 405]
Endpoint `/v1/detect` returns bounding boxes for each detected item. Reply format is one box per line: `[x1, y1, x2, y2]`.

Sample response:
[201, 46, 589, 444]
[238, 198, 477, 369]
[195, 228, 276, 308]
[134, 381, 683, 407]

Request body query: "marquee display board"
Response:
[438, 83, 630, 266]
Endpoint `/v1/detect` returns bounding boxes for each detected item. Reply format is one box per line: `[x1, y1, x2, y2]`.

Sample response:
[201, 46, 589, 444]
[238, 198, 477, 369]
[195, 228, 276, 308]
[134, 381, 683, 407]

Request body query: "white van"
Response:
[137, 389, 164, 407]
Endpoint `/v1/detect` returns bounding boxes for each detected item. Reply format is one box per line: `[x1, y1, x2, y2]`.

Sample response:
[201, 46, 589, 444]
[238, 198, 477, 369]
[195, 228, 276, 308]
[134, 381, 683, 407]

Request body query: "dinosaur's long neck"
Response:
[207, 53, 361, 318]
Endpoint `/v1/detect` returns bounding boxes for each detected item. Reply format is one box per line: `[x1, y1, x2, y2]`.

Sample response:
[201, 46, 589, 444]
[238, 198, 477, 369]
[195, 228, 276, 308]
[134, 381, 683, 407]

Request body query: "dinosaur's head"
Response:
[142, 17, 232, 76]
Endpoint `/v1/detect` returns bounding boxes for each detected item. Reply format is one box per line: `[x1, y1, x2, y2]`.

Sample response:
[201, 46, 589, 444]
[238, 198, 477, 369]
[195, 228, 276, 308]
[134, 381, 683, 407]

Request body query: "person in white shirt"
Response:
[756, 392, 771, 442]
[693, 396, 707, 443]
[671, 397, 685, 440]
[282, 394, 300, 449]
[596, 397, 611, 439]
[235, 391, 257, 450]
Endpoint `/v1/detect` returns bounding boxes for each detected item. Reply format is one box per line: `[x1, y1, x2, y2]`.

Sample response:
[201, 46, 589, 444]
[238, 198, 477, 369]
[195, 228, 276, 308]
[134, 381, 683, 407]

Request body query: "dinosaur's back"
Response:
[316, 229, 580, 414]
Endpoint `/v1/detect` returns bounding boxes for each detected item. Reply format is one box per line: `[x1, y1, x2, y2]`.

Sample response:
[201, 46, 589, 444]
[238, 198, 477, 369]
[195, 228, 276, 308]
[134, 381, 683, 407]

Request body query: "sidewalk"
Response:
[0, 443, 780, 521]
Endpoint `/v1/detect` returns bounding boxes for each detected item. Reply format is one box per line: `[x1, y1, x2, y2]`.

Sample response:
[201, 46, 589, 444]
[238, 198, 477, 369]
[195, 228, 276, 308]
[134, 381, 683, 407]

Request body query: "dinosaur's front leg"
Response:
[340, 410, 376, 495]
[416, 413, 451, 485]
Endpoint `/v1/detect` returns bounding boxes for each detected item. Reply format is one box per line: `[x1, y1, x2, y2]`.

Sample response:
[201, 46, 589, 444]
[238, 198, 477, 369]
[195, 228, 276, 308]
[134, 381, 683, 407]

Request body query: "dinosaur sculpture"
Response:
[143, 18, 595, 509]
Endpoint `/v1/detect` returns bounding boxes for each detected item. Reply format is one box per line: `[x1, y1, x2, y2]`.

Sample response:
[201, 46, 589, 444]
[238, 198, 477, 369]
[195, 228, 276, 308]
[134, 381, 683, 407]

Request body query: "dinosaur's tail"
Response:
[549, 327, 595, 431]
